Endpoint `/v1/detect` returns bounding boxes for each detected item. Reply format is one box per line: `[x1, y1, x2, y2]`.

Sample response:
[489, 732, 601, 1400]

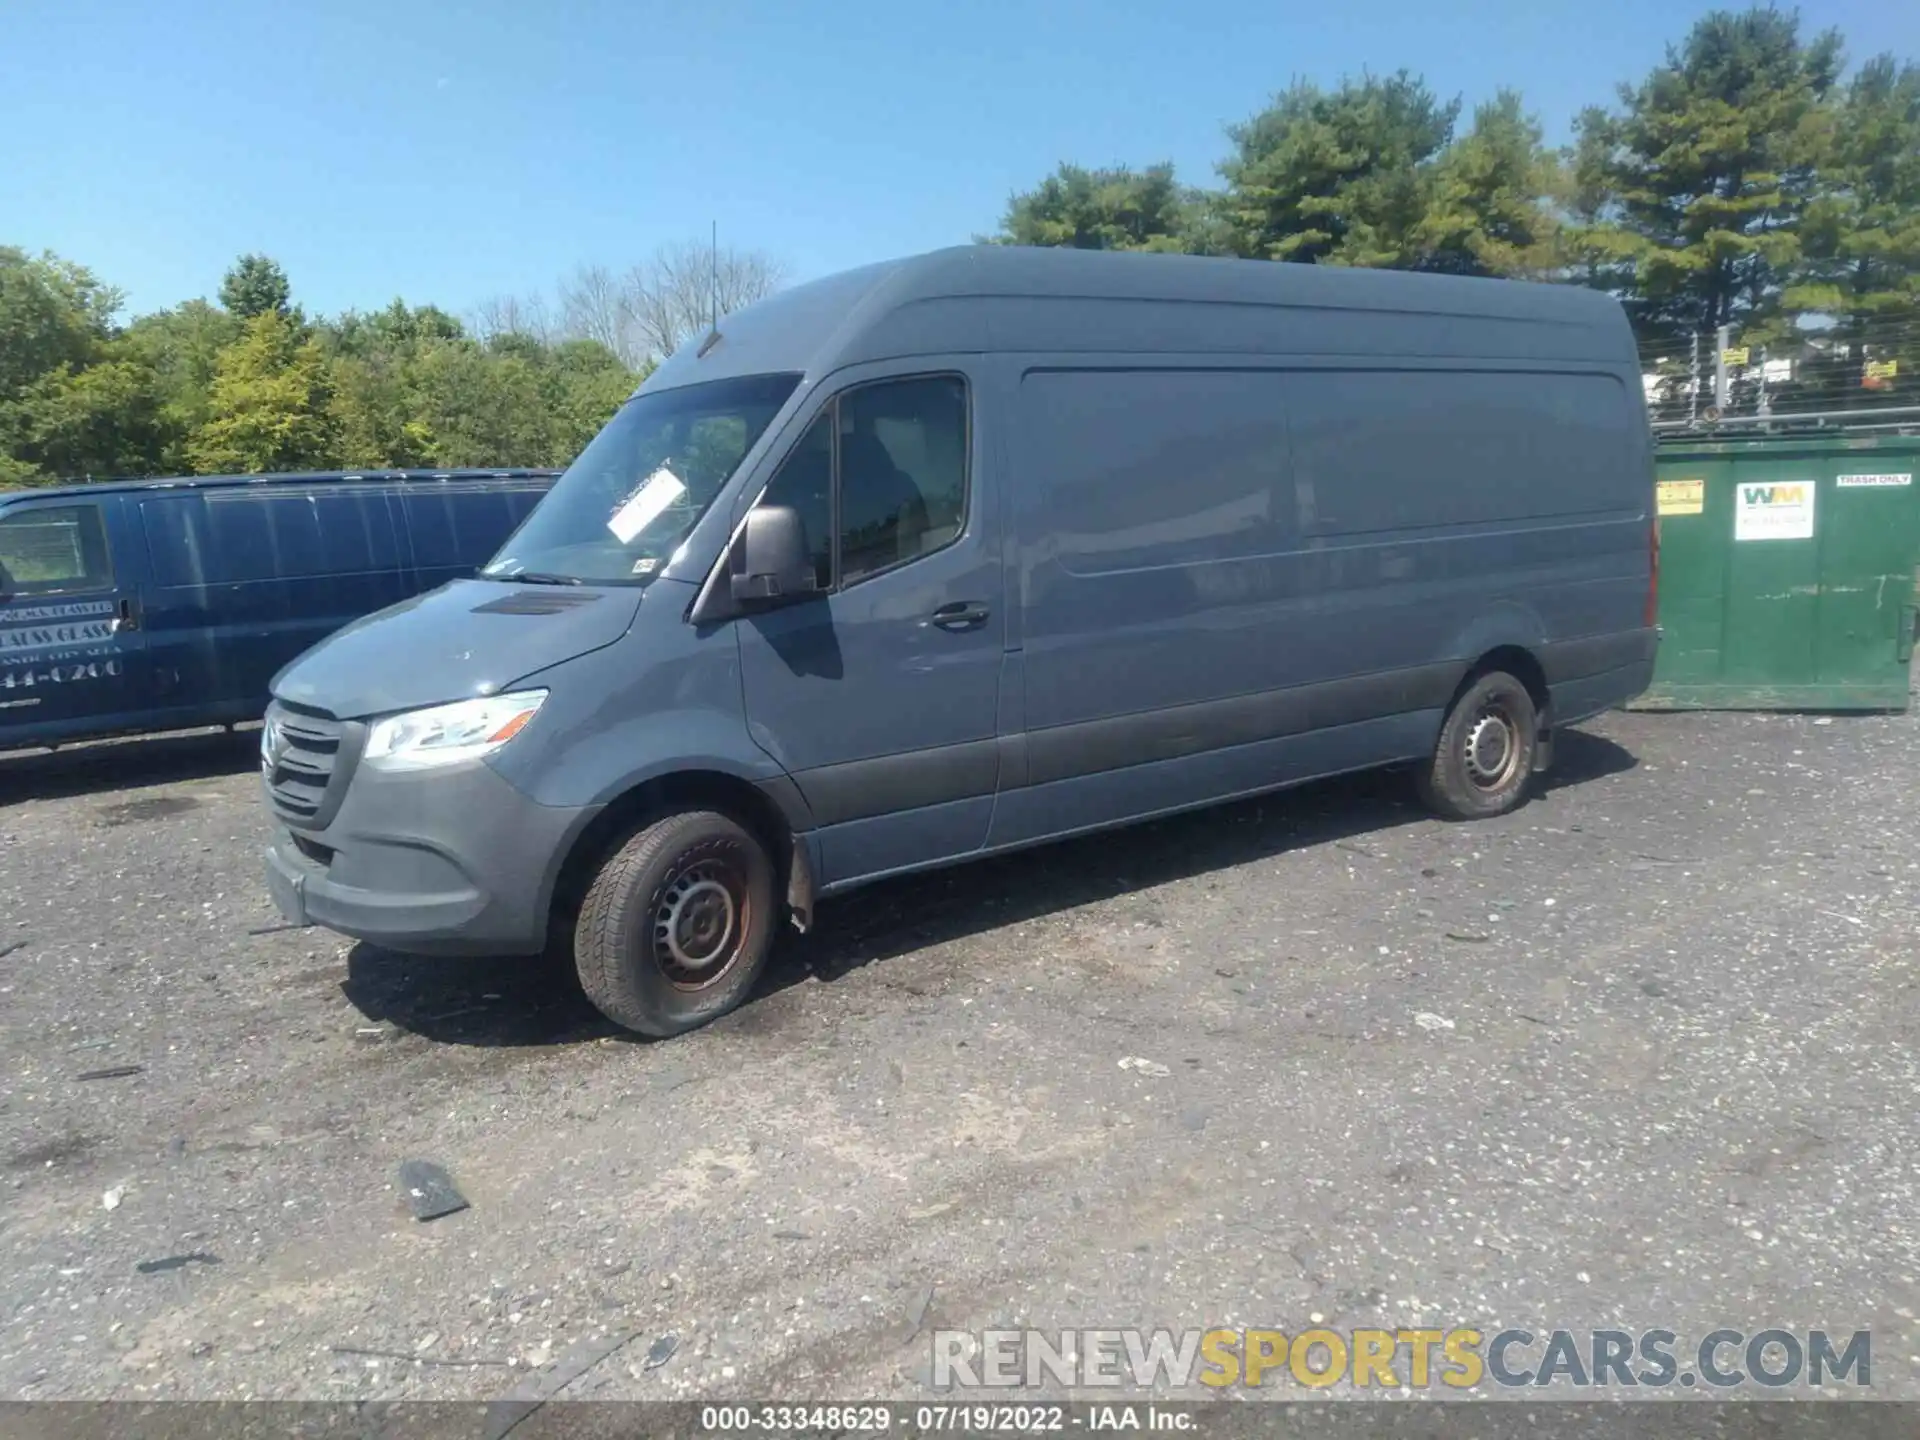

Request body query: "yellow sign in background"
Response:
[1657, 478, 1705, 516]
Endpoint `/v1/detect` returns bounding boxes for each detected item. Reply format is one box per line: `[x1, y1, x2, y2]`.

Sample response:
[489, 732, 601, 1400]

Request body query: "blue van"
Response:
[260, 247, 1659, 1039]
[0, 469, 558, 751]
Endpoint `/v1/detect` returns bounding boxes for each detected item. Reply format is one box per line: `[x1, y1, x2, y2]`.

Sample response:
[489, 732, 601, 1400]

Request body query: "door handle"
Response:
[110, 598, 140, 634]
[930, 600, 990, 631]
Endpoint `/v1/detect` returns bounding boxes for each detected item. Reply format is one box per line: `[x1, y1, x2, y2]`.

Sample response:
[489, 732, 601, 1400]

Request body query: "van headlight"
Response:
[363, 690, 548, 772]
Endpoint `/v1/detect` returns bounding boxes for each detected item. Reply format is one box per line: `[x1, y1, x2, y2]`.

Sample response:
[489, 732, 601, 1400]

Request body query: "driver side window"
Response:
[755, 374, 969, 592]
[758, 411, 834, 591]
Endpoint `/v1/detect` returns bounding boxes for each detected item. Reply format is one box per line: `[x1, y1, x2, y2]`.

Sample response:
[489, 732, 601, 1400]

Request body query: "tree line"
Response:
[988, 5, 1918, 417]
[0, 243, 782, 487]
[5, 4, 1914, 487]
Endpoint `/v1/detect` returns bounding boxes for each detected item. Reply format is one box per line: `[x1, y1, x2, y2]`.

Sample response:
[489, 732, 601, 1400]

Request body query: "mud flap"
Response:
[786, 833, 816, 934]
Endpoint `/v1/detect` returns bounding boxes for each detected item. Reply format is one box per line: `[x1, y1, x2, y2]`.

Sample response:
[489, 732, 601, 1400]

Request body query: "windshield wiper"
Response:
[487, 571, 584, 586]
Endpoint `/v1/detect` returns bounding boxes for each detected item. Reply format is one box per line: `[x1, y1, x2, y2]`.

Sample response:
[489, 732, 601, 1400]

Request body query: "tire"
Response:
[1415, 670, 1539, 821]
[574, 809, 778, 1037]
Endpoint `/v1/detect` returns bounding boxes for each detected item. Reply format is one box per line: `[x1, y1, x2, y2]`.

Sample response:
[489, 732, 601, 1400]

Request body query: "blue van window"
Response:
[0, 504, 114, 595]
[143, 491, 400, 588]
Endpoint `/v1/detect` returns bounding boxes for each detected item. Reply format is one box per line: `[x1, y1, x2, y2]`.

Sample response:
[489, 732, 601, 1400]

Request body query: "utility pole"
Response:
[1688, 331, 1700, 426]
[1714, 324, 1732, 413]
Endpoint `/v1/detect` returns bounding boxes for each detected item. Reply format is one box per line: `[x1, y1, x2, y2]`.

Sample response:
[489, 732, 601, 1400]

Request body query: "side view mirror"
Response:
[730, 506, 820, 604]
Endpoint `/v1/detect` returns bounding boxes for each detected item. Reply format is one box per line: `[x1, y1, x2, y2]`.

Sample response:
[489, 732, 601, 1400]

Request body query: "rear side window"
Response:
[0, 504, 115, 595]
[142, 490, 401, 586]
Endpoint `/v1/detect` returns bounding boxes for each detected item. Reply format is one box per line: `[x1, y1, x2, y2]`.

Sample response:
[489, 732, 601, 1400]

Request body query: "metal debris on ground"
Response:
[1414, 1012, 1456, 1032]
[75, 1065, 144, 1082]
[904, 1283, 936, 1341]
[136, 1252, 221, 1275]
[643, 1334, 678, 1370]
[1117, 1056, 1171, 1077]
[397, 1159, 469, 1221]
[330, 1343, 512, 1368]
[482, 1331, 639, 1440]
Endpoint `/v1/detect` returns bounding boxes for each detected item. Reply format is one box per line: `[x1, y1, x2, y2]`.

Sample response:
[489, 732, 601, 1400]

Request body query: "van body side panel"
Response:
[140, 487, 412, 713]
[989, 341, 1649, 850]
[995, 358, 1442, 845]
[972, 711, 1441, 868]
[1283, 366, 1651, 700]
[397, 482, 550, 593]
[1005, 363, 1309, 748]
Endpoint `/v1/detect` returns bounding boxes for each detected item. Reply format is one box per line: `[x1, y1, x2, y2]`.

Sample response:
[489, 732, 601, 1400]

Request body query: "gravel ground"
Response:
[1, 704, 1916, 1405]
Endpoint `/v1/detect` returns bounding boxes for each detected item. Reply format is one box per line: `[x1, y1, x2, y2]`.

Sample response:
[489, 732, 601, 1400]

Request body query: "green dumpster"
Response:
[1633, 431, 1920, 711]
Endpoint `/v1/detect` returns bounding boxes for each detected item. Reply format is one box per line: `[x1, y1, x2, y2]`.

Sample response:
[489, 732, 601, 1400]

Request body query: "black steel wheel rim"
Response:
[650, 845, 752, 991]
[1462, 698, 1524, 791]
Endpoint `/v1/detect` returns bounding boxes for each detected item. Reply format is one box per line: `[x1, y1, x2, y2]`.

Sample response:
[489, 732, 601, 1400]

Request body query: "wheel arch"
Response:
[1458, 644, 1549, 715]
[545, 769, 811, 941]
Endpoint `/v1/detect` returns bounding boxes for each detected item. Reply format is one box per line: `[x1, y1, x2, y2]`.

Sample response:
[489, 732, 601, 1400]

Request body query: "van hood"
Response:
[270, 578, 647, 719]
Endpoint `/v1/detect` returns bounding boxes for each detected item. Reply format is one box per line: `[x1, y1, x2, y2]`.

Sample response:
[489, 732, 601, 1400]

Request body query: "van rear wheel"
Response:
[574, 809, 777, 1037]
[1416, 671, 1538, 821]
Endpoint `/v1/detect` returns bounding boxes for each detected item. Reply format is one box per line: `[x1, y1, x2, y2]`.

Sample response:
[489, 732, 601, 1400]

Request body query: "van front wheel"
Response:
[1416, 671, 1538, 821]
[574, 810, 777, 1037]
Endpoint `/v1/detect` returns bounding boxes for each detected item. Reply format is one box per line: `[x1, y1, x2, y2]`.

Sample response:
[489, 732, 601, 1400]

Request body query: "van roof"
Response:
[641, 243, 1636, 394]
[0, 468, 563, 504]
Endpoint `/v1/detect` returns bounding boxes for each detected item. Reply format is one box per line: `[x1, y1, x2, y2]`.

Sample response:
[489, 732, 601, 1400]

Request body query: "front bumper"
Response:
[263, 754, 594, 957]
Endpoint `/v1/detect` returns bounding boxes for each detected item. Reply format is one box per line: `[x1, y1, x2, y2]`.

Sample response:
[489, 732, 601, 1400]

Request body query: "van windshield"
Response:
[481, 372, 801, 586]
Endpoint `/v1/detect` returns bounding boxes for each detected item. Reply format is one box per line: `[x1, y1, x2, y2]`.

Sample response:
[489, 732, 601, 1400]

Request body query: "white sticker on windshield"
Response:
[607, 466, 686, 544]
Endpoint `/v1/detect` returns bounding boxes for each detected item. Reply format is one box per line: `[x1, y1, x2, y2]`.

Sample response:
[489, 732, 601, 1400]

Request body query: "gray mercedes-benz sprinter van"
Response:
[262, 245, 1658, 1037]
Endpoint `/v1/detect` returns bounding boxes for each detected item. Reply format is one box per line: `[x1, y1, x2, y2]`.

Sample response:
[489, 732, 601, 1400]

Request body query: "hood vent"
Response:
[470, 590, 604, 616]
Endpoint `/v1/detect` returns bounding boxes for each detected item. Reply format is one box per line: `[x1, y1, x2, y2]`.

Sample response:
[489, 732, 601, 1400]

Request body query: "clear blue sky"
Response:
[4, 0, 1915, 323]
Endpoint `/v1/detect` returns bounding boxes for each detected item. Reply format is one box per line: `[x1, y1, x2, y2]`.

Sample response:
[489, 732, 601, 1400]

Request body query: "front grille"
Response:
[263, 703, 354, 828]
